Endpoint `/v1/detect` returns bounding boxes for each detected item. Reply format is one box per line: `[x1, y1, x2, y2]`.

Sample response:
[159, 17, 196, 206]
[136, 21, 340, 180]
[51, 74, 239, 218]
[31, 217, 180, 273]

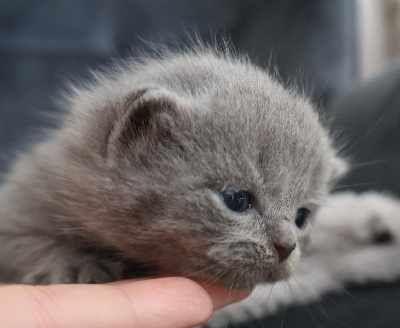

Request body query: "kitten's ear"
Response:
[106, 88, 180, 155]
[329, 155, 349, 183]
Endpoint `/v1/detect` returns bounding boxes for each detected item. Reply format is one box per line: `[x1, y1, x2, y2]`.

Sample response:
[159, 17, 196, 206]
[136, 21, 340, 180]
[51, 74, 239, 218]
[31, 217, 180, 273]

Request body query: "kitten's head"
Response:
[57, 49, 347, 289]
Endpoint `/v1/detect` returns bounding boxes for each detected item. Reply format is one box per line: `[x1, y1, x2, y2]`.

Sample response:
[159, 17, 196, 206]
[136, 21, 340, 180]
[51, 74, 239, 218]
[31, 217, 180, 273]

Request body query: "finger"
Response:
[112, 277, 252, 311]
[115, 277, 213, 327]
[193, 279, 252, 310]
[0, 277, 213, 328]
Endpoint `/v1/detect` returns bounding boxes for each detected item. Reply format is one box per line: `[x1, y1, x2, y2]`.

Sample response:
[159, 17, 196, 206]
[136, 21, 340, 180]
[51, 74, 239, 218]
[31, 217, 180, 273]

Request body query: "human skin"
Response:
[0, 277, 250, 328]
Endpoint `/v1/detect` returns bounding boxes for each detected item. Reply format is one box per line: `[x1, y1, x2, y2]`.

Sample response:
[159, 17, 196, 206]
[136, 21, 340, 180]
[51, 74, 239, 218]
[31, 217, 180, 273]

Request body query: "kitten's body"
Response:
[0, 46, 346, 288]
[2, 45, 400, 327]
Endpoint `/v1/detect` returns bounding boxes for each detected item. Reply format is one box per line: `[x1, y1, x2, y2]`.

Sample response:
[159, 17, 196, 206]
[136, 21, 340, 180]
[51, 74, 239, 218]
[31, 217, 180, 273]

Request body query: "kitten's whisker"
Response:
[190, 262, 218, 276]
[194, 265, 230, 288]
[288, 277, 330, 328]
[280, 287, 287, 328]
[336, 110, 387, 156]
[304, 303, 323, 328]
[331, 182, 374, 191]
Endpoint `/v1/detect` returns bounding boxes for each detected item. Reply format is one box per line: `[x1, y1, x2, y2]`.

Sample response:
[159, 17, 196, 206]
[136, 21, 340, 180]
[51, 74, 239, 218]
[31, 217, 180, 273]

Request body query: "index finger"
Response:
[0, 277, 213, 328]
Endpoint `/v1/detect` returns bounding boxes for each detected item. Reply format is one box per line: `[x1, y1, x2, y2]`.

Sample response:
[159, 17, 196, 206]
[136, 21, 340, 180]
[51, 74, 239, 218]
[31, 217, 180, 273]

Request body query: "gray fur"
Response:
[0, 45, 346, 288]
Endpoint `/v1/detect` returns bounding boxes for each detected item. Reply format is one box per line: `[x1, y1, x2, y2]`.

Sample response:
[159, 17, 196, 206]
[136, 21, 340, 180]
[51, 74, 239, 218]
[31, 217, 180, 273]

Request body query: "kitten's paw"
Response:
[22, 253, 122, 285]
[309, 191, 400, 284]
[312, 191, 400, 251]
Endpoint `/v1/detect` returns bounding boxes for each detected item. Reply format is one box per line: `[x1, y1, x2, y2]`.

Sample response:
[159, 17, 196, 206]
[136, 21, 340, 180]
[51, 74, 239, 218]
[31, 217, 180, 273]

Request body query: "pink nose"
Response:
[274, 242, 296, 262]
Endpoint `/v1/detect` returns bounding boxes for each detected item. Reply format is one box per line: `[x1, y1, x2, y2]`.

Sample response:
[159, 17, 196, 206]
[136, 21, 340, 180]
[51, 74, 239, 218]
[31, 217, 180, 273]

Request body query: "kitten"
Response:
[208, 191, 400, 327]
[0, 45, 346, 290]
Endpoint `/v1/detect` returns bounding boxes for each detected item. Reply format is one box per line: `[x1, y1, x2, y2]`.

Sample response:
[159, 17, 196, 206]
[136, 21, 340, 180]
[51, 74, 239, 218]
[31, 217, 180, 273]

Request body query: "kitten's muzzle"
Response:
[274, 242, 296, 262]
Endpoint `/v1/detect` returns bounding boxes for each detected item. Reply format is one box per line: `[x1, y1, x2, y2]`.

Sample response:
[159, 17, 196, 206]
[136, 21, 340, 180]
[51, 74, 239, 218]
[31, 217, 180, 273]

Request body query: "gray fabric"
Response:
[327, 61, 400, 197]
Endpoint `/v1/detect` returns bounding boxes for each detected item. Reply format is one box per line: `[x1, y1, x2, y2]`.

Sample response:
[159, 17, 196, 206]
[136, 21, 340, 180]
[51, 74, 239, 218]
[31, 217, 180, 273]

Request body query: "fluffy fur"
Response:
[0, 46, 346, 290]
[208, 191, 400, 327]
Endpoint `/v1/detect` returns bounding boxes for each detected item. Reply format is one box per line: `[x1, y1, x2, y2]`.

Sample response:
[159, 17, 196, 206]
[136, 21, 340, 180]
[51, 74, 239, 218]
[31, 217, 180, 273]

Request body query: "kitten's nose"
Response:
[274, 242, 296, 262]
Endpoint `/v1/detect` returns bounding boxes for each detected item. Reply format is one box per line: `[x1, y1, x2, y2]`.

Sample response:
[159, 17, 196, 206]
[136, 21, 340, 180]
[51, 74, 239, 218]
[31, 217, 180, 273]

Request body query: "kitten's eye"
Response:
[221, 190, 251, 213]
[295, 208, 310, 229]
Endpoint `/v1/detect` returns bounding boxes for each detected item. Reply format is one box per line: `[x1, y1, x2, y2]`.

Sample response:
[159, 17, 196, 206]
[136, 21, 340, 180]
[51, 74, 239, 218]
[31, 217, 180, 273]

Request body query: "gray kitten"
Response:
[0, 45, 346, 289]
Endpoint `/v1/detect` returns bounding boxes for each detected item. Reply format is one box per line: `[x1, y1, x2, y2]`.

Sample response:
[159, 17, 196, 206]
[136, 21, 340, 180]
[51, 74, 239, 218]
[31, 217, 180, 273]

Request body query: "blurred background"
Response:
[0, 1, 400, 327]
[0, 0, 357, 169]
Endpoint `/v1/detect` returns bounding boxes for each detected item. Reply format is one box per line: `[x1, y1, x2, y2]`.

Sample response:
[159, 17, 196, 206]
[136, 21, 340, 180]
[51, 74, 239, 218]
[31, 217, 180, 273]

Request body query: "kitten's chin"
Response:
[193, 261, 297, 290]
[125, 257, 298, 290]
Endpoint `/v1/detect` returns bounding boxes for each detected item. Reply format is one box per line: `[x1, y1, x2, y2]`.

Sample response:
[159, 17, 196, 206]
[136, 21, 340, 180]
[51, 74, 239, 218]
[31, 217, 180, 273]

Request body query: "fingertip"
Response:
[170, 277, 214, 324]
[209, 287, 251, 311]
[191, 279, 252, 311]
[117, 277, 214, 327]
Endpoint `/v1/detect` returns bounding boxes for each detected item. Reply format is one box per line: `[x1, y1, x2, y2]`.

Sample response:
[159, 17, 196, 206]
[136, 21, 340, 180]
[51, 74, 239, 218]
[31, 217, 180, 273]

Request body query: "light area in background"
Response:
[358, 0, 400, 80]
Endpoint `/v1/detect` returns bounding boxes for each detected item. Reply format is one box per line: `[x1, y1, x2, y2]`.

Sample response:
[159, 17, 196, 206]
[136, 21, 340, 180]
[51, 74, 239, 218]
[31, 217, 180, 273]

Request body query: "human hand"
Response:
[0, 277, 250, 328]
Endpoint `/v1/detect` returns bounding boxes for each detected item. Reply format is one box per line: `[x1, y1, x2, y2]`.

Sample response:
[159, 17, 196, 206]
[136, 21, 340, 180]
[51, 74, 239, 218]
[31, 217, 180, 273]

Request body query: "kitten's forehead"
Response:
[75, 51, 336, 204]
[208, 97, 328, 201]
[166, 55, 334, 204]
[159, 52, 326, 152]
